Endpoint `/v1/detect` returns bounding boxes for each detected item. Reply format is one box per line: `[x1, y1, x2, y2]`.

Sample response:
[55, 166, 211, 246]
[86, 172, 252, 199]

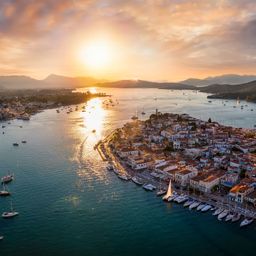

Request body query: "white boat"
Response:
[176, 195, 189, 204]
[162, 180, 172, 201]
[143, 184, 156, 191]
[189, 201, 200, 210]
[167, 193, 178, 202]
[0, 236, 3, 240]
[106, 164, 113, 171]
[183, 199, 194, 207]
[0, 184, 10, 196]
[196, 203, 206, 211]
[218, 209, 229, 220]
[213, 208, 223, 216]
[231, 213, 241, 223]
[156, 189, 166, 196]
[131, 177, 143, 186]
[118, 174, 130, 181]
[1, 174, 14, 184]
[225, 212, 235, 222]
[240, 218, 254, 227]
[201, 205, 212, 212]
[2, 202, 19, 219]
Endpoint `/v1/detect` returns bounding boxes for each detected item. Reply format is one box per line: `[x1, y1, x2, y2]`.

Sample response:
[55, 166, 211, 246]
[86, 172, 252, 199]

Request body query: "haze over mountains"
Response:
[180, 74, 256, 87]
[1, 73, 256, 101]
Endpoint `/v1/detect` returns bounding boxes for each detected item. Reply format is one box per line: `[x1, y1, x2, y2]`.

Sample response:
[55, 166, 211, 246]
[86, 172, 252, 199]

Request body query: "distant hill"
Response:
[96, 80, 195, 90]
[0, 74, 106, 90]
[180, 74, 256, 87]
[200, 80, 256, 102]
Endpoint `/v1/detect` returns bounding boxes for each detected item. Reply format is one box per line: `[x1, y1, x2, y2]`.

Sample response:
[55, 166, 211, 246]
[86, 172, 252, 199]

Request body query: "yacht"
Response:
[225, 212, 235, 222]
[1, 174, 14, 184]
[176, 195, 189, 204]
[196, 203, 206, 211]
[231, 213, 241, 222]
[2, 202, 19, 219]
[218, 209, 229, 220]
[213, 208, 224, 216]
[162, 180, 172, 201]
[189, 201, 200, 210]
[143, 184, 156, 191]
[167, 192, 178, 202]
[183, 199, 194, 207]
[201, 205, 212, 212]
[131, 177, 143, 186]
[240, 218, 254, 227]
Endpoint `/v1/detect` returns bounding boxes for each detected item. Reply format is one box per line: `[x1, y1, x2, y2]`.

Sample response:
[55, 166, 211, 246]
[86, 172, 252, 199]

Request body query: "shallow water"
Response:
[0, 88, 256, 256]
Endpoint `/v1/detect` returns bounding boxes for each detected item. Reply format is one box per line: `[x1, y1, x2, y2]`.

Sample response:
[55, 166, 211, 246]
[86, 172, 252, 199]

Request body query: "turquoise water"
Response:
[0, 88, 256, 256]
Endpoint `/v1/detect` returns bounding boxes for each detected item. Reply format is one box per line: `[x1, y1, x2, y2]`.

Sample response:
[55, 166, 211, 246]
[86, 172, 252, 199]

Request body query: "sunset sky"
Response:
[1, 0, 256, 81]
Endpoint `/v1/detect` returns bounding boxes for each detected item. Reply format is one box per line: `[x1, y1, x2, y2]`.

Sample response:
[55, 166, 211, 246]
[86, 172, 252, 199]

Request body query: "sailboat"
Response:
[1, 173, 14, 184]
[2, 201, 19, 219]
[0, 184, 11, 196]
[162, 179, 172, 201]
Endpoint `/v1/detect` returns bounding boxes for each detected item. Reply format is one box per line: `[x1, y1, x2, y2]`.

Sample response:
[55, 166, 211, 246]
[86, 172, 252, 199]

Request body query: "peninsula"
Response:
[98, 111, 256, 226]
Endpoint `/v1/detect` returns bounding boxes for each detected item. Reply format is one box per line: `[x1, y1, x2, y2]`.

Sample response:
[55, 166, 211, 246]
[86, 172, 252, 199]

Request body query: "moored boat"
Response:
[201, 204, 212, 212]
[143, 184, 156, 191]
[118, 174, 130, 181]
[156, 189, 166, 196]
[196, 203, 206, 211]
[225, 212, 235, 222]
[189, 201, 200, 210]
[240, 218, 254, 227]
[183, 199, 194, 207]
[2, 201, 19, 219]
[231, 213, 241, 223]
[1, 174, 14, 184]
[213, 208, 223, 216]
[0, 184, 10, 196]
[131, 177, 143, 186]
[218, 209, 229, 220]
[162, 180, 172, 201]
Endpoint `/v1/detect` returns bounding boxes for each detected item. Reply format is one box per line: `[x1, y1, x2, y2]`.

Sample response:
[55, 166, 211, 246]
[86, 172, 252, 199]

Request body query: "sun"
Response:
[79, 41, 111, 69]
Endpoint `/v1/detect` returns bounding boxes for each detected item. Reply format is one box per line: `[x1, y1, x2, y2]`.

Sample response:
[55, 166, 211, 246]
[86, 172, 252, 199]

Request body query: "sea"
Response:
[0, 88, 256, 256]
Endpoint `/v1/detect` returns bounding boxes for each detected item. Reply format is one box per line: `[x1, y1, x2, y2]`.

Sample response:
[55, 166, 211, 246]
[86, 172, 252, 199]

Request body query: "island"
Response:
[97, 111, 256, 226]
[0, 89, 106, 121]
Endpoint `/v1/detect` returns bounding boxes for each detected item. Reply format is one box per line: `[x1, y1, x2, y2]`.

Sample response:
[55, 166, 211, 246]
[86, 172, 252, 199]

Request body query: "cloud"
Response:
[0, 0, 256, 79]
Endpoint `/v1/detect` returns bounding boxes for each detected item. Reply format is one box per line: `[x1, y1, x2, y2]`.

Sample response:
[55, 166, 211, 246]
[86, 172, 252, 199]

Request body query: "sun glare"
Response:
[79, 41, 111, 69]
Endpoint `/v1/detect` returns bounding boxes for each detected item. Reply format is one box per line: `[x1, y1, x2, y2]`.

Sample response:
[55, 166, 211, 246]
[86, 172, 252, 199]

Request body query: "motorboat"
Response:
[21, 140, 27, 144]
[156, 189, 166, 196]
[118, 174, 130, 181]
[143, 184, 156, 191]
[231, 213, 241, 222]
[13, 143, 19, 146]
[189, 201, 200, 210]
[183, 199, 194, 207]
[240, 218, 254, 227]
[201, 205, 212, 212]
[225, 212, 235, 222]
[131, 177, 143, 186]
[213, 208, 223, 216]
[218, 209, 229, 220]
[196, 203, 206, 211]
[1, 174, 14, 184]
[167, 193, 179, 202]
[176, 195, 189, 204]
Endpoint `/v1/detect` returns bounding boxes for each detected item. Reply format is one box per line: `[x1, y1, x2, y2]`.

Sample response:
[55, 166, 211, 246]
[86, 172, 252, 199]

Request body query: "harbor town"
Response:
[97, 110, 256, 227]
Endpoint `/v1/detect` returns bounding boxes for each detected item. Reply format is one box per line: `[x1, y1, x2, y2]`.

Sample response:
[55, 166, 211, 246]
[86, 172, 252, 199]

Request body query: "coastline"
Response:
[96, 112, 256, 224]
